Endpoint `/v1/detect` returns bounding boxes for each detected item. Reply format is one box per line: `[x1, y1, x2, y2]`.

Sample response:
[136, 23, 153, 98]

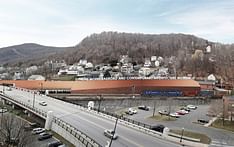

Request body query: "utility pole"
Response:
[98, 95, 102, 113]
[33, 92, 35, 108]
[180, 128, 184, 143]
[109, 118, 118, 147]
[153, 100, 156, 117]
[223, 98, 225, 126]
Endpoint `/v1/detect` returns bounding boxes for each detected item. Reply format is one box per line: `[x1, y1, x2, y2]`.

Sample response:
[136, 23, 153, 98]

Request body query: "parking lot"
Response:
[118, 101, 234, 146]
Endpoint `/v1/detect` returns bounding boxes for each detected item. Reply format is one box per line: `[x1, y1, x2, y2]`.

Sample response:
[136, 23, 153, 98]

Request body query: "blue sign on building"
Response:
[143, 90, 182, 97]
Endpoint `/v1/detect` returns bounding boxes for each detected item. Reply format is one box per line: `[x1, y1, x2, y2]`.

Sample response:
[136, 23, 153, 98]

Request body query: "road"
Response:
[1, 86, 180, 147]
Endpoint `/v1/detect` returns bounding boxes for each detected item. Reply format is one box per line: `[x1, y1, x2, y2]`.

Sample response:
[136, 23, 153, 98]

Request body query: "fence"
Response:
[53, 118, 102, 147]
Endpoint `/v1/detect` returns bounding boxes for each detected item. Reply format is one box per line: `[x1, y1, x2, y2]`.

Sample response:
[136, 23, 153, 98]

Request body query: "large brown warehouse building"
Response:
[0, 79, 200, 96]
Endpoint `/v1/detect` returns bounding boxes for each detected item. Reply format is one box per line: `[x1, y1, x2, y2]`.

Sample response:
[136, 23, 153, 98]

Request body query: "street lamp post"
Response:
[223, 98, 225, 126]
[98, 95, 102, 113]
[180, 128, 184, 143]
[109, 118, 118, 147]
[153, 100, 156, 117]
[33, 92, 35, 108]
[132, 85, 135, 98]
[40, 83, 43, 94]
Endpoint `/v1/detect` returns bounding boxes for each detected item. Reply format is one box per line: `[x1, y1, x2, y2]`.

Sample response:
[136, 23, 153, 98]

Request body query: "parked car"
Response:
[150, 124, 165, 133]
[169, 112, 180, 118]
[129, 108, 137, 114]
[187, 105, 197, 110]
[32, 128, 45, 134]
[0, 108, 8, 113]
[176, 110, 189, 115]
[125, 110, 134, 115]
[158, 110, 169, 115]
[5, 138, 19, 145]
[24, 124, 33, 131]
[38, 132, 52, 141]
[197, 119, 209, 124]
[180, 107, 191, 112]
[39, 101, 47, 106]
[48, 141, 63, 147]
[138, 105, 149, 111]
[104, 129, 118, 140]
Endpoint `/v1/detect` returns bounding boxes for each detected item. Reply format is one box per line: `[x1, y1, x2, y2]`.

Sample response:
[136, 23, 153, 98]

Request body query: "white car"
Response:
[129, 108, 137, 114]
[39, 101, 47, 106]
[187, 105, 197, 110]
[32, 128, 45, 134]
[169, 112, 180, 118]
[104, 129, 118, 140]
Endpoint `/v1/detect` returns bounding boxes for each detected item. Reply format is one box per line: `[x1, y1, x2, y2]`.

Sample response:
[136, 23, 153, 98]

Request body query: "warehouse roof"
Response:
[0, 79, 200, 91]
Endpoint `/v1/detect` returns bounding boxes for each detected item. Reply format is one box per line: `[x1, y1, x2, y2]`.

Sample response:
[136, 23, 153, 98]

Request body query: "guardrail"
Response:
[0, 93, 47, 119]
[67, 101, 153, 129]
[53, 118, 102, 147]
[0, 92, 102, 147]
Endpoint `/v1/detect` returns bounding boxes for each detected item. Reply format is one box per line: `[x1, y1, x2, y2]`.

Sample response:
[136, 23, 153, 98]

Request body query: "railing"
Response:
[0, 93, 47, 118]
[53, 118, 102, 147]
[68, 101, 153, 129]
[0, 92, 102, 147]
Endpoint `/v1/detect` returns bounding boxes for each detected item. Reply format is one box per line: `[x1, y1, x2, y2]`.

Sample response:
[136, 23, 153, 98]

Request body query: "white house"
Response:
[25, 66, 38, 75]
[207, 74, 216, 81]
[139, 67, 151, 77]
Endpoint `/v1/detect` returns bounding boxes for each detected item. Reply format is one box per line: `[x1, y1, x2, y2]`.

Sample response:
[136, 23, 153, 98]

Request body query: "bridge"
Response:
[0, 85, 182, 147]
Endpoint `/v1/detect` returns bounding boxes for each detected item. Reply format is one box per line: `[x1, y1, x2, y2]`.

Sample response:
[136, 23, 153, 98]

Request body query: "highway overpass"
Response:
[0, 85, 182, 147]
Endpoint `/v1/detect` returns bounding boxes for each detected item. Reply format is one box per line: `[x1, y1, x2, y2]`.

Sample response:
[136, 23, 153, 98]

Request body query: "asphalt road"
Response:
[1, 86, 180, 147]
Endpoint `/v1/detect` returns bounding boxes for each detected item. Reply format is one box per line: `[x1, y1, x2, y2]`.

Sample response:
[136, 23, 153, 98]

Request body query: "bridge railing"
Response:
[53, 117, 102, 147]
[67, 102, 153, 129]
[0, 93, 47, 119]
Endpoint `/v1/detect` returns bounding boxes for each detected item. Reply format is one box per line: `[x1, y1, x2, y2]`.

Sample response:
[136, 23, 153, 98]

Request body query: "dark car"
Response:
[197, 119, 209, 124]
[48, 141, 63, 147]
[180, 107, 191, 112]
[150, 125, 165, 133]
[138, 105, 149, 111]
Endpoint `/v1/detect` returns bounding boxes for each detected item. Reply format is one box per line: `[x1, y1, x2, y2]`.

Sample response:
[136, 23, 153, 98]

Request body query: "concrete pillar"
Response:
[27, 112, 31, 117]
[163, 127, 170, 138]
[45, 111, 54, 130]
[12, 104, 15, 109]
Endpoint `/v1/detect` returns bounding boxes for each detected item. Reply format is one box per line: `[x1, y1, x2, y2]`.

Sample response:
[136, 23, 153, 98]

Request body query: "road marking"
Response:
[210, 143, 234, 147]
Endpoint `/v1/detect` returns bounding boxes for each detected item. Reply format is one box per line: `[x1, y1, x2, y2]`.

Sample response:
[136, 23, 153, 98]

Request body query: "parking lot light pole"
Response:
[109, 118, 118, 147]
[223, 98, 225, 126]
[180, 128, 184, 143]
[33, 92, 35, 108]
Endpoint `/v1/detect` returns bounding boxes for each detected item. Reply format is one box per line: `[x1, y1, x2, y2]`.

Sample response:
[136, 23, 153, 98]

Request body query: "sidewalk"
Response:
[204, 116, 218, 127]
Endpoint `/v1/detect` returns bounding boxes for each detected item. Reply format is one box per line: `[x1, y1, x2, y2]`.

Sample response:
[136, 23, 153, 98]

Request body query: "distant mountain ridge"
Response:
[0, 43, 72, 64]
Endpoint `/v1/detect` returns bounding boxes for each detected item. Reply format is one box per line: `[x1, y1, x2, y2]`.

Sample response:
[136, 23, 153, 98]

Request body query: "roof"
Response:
[0, 79, 200, 91]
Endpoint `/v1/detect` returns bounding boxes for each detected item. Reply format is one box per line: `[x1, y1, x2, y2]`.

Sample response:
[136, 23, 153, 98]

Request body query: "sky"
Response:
[0, 0, 234, 47]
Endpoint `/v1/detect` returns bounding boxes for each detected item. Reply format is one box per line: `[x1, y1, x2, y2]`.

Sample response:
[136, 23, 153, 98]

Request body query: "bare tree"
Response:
[0, 114, 33, 147]
[208, 99, 223, 117]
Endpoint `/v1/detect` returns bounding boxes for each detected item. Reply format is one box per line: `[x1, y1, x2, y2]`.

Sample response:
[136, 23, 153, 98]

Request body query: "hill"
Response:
[59, 32, 234, 80]
[0, 43, 72, 64]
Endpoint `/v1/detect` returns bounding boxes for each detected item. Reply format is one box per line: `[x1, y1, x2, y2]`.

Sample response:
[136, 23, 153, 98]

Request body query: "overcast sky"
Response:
[0, 0, 234, 47]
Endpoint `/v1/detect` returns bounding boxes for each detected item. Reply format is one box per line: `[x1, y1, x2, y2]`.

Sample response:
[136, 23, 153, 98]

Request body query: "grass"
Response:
[149, 114, 177, 121]
[211, 118, 234, 132]
[170, 129, 211, 144]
